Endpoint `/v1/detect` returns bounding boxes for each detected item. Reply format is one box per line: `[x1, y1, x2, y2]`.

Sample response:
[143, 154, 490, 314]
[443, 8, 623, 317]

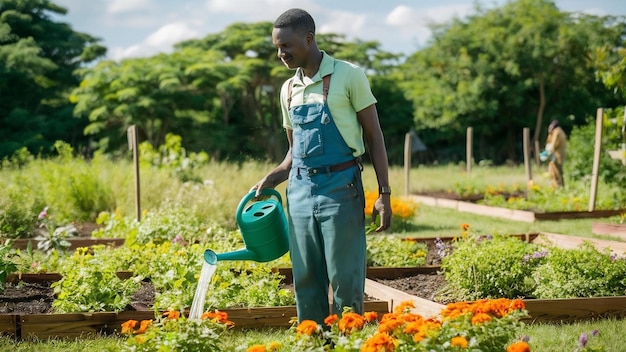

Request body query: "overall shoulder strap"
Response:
[287, 78, 294, 110]
[322, 74, 331, 103]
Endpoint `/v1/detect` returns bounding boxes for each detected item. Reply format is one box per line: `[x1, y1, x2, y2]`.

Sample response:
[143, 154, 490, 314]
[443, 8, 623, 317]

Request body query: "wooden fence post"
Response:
[127, 125, 141, 222]
[589, 108, 603, 212]
[466, 127, 473, 173]
[404, 133, 411, 197]
[523, 128, 533, 187]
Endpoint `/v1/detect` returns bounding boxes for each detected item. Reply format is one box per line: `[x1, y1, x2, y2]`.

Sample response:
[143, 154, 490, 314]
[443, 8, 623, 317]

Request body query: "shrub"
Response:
[442, 233, 542, 300]
[532, 243, 626, 299]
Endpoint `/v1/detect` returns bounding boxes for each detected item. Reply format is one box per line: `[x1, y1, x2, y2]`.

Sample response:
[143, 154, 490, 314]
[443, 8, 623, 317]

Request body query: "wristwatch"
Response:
[379, 186, 392, 195]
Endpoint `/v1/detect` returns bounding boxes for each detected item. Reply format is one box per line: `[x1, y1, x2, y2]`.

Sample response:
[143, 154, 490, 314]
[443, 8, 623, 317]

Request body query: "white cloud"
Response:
[107, 0, 151, 14]
[110, 22, 201, 61]
[205, 0, 309, 17]
[318, 11, 367, 38]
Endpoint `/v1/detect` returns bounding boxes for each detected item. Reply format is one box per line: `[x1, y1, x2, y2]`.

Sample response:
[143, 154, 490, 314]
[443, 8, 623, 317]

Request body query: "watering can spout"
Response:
[204, 248, 259, 263]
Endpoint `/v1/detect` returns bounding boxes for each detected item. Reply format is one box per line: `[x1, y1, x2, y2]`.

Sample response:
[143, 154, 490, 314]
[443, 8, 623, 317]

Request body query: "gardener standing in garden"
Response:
[252, 8, 392, 325]
[545, 119, 568, 188]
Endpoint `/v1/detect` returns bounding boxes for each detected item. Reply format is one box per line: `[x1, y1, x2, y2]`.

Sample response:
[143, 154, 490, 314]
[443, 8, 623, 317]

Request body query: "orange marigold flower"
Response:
[461, 223, 470, 231]
[403, 321, 424, 335]
[338, 312, 365, 334]
[451, 336, 469, 348]
[363, 311, 378, 322]
[295, 320, 319, 335]
[509, 299, 525, 311]
[201, 310, 228, 322]
[378, 318, 404, 333]
[163, 310, 180, 320]
[136, 319, 152, 334]
[362, 332, 396, 352]
[324, 314, 339, 326]
[507, 341, 531, 352]
[471, 312, 492, 325]
[247, 345, 266, 352]
[121, 320, 138, 335]
[394, 301, 415, 314]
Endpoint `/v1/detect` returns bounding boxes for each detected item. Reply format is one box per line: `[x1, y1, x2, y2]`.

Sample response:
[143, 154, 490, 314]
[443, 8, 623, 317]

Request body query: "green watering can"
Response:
[204, 188, 289, 264]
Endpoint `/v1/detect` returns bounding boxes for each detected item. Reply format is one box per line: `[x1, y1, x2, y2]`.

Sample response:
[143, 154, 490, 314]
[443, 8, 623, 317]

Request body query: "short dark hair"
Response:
[274, 8, 315, 35]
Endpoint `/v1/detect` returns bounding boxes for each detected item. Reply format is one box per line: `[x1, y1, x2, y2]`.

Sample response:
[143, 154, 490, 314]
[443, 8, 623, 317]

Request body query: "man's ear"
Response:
[306, 32, 315, 46]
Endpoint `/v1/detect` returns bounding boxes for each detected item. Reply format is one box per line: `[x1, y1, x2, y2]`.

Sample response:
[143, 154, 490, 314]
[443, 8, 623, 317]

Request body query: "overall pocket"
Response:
[290, 104, 324, 158]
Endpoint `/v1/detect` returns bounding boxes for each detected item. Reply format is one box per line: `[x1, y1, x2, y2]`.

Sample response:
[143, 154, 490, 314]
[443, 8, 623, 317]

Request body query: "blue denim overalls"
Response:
[286, 74, 366, 324]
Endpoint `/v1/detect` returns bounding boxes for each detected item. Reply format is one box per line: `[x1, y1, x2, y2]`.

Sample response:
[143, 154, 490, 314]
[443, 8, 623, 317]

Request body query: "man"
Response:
[252, 8, 392, 325]
[545, 119, 567, 188]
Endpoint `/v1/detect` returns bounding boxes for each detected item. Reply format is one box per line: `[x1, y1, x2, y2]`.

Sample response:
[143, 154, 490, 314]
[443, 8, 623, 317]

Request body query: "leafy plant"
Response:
[532, 243, 626, 299]
[52, 247, 141, 313]
[442, 233, 542, 300]
[139, 133, 210, 183]
[0, 240, 18, 293]
[366, 235, 427, 267]
[120, 310, 234, 351]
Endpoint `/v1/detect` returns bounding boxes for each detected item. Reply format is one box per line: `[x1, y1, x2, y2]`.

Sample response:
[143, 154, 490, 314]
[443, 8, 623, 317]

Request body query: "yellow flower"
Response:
[268, 341, 282, 351]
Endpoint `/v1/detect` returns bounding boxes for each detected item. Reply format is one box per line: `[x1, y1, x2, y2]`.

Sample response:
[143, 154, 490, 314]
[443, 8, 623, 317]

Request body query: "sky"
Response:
[51, 0, 626, 61]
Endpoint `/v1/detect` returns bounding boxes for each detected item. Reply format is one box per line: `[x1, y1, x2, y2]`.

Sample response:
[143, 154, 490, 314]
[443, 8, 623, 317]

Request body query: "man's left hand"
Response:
[371, 195, 392, 232]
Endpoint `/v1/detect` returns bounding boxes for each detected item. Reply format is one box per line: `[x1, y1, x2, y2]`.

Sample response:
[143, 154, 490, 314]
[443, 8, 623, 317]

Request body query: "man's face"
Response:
[272, 26, 310, 69]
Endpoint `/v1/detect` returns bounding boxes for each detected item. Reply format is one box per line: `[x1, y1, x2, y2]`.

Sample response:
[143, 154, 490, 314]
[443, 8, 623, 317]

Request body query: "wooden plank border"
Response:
[411, 195, 626, 222]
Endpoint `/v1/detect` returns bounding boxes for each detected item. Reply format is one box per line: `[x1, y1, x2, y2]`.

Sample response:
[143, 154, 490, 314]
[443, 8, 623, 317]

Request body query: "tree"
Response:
[401, 0, 622, 163]
[0, 0, 105, 158]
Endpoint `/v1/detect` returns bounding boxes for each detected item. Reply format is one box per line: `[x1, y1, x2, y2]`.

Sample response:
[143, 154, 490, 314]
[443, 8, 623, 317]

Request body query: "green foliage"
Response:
[139, 133, 209, 183]
[52, 247, 141, 313]
[0, 0, 105, 158]
[481, 181, 622, 211]
[441, 234, 542, 300]
[0, 180, 41, 238]
[0, 240, 18, 292]
[566, 108, 626, 202]
[401, 0, 620, 164]
[366, 235, 427, 267]
[532, 243, 626, 299]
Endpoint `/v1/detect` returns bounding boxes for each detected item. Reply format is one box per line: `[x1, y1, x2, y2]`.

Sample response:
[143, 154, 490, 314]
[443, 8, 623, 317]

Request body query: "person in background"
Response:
[545, 119, 568, 188]
[252, 8, 392, 325]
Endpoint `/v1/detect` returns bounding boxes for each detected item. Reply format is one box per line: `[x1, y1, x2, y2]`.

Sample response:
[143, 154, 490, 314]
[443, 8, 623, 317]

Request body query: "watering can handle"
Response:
[236, 188, 283, 225]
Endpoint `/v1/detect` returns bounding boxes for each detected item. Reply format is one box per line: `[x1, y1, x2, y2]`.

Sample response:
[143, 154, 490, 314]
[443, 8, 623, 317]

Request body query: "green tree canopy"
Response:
[0, 0, 105, 158]
[402, 0, 623, 163]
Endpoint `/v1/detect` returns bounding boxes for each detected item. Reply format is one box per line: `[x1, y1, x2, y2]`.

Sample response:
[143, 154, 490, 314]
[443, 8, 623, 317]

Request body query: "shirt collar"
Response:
[293, 51, 334, 86]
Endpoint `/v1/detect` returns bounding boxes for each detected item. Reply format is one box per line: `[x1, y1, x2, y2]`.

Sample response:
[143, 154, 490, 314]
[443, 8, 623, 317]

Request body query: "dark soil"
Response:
[0, 281, 155, 315]
[375, 273, 449, 303]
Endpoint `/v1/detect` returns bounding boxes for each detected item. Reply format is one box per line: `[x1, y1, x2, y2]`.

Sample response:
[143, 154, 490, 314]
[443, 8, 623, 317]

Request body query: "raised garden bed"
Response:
[592, 222, 626, 240]
[412, 194, 625, 222]
[0, 269, 388, 340]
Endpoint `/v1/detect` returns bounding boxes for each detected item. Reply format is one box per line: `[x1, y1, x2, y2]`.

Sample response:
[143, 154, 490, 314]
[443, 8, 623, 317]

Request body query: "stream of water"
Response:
[188, 260, 218, 320]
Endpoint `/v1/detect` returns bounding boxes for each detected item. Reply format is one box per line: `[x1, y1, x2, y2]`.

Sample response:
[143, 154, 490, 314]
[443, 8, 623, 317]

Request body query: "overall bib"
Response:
[286, 74, 366, 324]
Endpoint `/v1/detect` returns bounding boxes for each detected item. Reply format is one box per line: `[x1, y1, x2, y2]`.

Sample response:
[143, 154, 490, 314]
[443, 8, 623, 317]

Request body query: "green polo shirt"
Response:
[280, 51, 377, 157]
